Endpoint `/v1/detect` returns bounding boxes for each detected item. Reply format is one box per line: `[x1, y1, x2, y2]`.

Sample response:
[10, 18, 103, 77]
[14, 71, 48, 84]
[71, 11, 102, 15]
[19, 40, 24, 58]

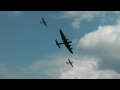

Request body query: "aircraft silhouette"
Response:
[55, 29, 73, 54]
[66, 58, 73, 67]
[40, 17, 47, 27]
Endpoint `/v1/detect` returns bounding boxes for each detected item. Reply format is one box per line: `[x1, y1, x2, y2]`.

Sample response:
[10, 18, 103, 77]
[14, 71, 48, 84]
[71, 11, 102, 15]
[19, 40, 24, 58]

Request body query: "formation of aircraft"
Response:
[40, 17, 47, 27]
[40, 17, 74, 67]
[55, 29, 73, 54]
[66, 58, 73, 67]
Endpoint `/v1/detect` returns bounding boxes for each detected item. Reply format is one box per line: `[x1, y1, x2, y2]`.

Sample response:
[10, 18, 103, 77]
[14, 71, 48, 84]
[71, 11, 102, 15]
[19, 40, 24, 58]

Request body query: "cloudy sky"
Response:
[1, 11, 120, 79]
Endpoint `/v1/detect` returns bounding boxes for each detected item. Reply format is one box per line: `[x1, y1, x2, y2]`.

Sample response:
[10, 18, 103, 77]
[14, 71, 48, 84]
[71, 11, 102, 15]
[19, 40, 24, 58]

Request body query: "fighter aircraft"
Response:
[66, 58, 73, 67]
[40, 17, 47, 27]
[55, 29, 73, 54]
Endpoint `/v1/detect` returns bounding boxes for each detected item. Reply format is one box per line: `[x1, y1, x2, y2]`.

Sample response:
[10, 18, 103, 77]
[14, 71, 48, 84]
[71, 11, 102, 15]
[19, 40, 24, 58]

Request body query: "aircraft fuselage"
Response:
[59, 30, 73, 54]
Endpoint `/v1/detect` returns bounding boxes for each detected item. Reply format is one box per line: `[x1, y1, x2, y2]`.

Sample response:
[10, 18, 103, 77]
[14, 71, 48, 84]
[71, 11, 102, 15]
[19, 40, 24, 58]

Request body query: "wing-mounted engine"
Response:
[69, 44, 73, 49]
[68, 41, 73, 49]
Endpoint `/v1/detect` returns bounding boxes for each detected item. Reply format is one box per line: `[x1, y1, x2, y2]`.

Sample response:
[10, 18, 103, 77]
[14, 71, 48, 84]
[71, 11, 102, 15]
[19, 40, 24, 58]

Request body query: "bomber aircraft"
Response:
[55, 29, 73, 54]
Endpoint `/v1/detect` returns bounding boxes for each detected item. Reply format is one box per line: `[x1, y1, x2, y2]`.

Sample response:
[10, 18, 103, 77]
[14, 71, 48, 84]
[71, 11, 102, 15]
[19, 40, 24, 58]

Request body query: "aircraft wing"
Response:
[66, 45, 73, 54]
[68, 58, 73, 67]
[70, 62, 73, 67]
[42, 18, 44, 21]
[59, 29, 66, 40]
[59, 29, 73, 54]
[43, 22, 47, 27]
[42, 17, 47, 27]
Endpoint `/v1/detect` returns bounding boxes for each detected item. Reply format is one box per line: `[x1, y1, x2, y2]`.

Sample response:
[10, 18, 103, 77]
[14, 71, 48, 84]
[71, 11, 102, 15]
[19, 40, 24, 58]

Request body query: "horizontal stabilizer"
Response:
[40, 21, 42, 24]
[55, 40, 60, 48]
[67, 41, 72, 43]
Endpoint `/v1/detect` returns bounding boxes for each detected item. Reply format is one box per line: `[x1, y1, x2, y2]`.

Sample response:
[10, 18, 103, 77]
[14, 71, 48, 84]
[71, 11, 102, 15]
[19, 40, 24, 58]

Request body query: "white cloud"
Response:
[19, 53, 120, 79]
[100, 11, 117, 23]
[76, 18, 120, 59]
[1, 53, 120, 79]
[59, 55, 120, 79]
[61, 11, 104, 22]
[71, 21, 80, 29]
[59, 11, 106, 29]
[49, 11, 120, 29]
[71, 39, 78, 45]
[7, 11, 21, 16]
[61, 11, 103, 20]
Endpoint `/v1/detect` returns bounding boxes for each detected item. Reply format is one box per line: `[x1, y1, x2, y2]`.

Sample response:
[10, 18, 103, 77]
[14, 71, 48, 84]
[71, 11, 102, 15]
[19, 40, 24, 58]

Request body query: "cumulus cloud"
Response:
[71, 21, 80, 29]
[52, 11, 120, 29]
[1, 53, 120, 79]
[61, 11, 103, 20]
[49, 11, 107, 29]
[75, 18, 120, 73]
[76, 18, 120, 60]
[18, 53, 120, 79]
[59, 11, 106, 29]
[48, 11, 120, 29]
[58, 55, 120, 79]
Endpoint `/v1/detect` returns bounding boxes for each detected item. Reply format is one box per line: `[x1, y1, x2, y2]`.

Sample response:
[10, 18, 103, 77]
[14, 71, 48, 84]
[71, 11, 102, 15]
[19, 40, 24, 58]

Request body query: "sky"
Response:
[1, 11, 120, 79]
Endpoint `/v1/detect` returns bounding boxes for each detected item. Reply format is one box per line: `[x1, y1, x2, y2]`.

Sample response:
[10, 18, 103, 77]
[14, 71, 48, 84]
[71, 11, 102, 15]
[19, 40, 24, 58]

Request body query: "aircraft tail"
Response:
[40, 21, 42, 24]
[55, 40, 60, 48]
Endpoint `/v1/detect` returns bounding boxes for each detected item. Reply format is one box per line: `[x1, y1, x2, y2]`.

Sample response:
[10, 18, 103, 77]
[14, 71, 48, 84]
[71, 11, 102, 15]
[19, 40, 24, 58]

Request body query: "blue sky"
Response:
[1, 11, 120, 79]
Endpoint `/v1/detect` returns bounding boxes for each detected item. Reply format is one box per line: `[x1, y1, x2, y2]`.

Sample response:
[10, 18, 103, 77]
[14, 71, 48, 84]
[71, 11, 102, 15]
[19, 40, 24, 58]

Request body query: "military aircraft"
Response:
[55, 29, 73, 54]
[40, 17, 47, 27]
[66, 58, 73, 67]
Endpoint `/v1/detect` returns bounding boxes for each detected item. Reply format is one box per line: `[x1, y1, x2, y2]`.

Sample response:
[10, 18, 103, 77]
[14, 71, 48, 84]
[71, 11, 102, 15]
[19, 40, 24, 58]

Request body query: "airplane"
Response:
[40, 17, 47, 27]
[66, 58, 73, 67]
[55, 29, 73, 54]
